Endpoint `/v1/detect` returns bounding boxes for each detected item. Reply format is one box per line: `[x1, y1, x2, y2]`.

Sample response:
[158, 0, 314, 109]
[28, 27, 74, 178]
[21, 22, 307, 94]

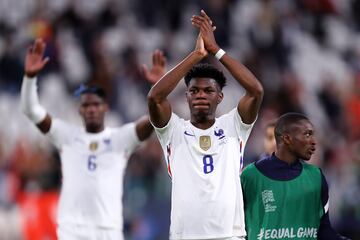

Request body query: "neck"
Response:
[190, 115, 215, 130]
[274, 148, 298, 165]
[86, 125, 105, 133]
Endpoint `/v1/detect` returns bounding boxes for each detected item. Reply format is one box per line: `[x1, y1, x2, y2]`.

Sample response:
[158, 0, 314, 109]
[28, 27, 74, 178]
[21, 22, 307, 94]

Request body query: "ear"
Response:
[217, 91, 224, 104]
[282, 134, 292, 145]
[185, 91, 190, 101]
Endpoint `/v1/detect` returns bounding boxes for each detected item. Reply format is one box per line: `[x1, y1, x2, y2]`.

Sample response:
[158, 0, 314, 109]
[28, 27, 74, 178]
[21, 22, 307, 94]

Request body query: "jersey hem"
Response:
[57, 220, 122, 230]
[170, 232, 245, 240]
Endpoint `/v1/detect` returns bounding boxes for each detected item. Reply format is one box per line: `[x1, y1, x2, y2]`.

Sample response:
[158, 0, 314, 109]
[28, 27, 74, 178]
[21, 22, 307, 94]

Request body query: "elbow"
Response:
[20, 100, 31, 117]
[147, 89, 163, 106]
[252, 82, 264, 100]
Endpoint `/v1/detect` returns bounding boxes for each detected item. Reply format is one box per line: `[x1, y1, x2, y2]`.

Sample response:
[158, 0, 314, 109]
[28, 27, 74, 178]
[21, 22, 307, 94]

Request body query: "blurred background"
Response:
[0, 0, 359, 239]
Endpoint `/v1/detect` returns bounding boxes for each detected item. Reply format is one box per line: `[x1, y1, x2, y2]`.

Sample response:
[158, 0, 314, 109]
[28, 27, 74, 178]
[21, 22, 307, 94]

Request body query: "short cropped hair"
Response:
[274, 113, 310, 143]
[184, 63, 226, 90]
[74, 84, 107, 100]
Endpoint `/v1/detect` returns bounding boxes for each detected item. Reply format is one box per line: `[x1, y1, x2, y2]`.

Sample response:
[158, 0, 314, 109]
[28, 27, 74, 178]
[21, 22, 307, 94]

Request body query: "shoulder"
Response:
[301, 161, 321, 174]
[154, 112, 185, 134]
[109, 123, 138, 140]
[241, 162, 257, 178]
[218, 108, 256, 132]
[301, 161, 323, 184]
[48, 118, 79, 135]
[217, 108, 238, 122]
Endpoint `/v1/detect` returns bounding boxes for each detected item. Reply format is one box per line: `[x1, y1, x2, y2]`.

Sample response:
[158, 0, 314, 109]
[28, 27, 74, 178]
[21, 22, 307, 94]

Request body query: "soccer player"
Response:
[20, 39, 166, 240]
[241, 113, 349, 240]
[147, 10, 263, 240]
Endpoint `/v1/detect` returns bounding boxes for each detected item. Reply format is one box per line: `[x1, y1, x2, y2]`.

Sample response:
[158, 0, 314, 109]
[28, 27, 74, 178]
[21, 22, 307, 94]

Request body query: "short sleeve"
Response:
[220, 108, 256, 144]
[152, 112, 181, 148]
[46, 118, 75, 149]
[112, 122, 140, 155]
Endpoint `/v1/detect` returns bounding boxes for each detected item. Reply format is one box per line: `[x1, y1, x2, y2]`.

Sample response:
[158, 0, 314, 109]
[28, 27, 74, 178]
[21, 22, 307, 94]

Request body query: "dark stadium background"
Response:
[0, 0, 359, 239]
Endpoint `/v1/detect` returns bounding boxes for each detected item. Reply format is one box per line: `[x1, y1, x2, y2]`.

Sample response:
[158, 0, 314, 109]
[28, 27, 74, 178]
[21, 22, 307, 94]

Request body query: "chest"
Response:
[249, 173, 321, 214]
[60, 136, 126, 173]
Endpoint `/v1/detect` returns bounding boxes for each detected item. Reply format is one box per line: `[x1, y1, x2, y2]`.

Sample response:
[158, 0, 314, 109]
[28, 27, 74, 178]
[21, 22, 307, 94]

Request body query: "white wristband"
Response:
[215, 48, 226, 60]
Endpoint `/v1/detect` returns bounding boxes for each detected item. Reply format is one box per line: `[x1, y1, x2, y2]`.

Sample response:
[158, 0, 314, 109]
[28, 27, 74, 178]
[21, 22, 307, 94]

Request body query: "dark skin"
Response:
[148, 10, 263, 129]
[186, 78, 223, 128]
[25, 39, 166, 140]
[275, 120, 316, 164]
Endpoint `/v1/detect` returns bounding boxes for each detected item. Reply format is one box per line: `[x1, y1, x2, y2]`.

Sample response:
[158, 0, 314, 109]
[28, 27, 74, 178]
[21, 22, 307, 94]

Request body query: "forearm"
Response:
[147, 51, 204, 127]
[148, 51, 203, 102]
[219, 53, 263, 98]
[135, 115, 153, 141]
[20, 76, 47, 124]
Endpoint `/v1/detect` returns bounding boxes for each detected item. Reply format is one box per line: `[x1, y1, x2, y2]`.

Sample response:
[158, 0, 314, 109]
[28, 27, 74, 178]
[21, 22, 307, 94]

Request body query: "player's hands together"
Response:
[191, 10, 220, 55]
[25, 39, 49, 78]
[141, 49, 167, 85]
[194, 33, 208, 58]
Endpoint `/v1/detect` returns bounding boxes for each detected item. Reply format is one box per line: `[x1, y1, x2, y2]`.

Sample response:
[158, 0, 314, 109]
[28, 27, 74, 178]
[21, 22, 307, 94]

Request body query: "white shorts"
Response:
[57, 224, 123, 240]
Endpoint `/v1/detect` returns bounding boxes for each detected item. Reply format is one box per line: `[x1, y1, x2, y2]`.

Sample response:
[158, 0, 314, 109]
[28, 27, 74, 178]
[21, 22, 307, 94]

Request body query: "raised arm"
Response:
[191, 11, 264, 124]
[21, 38, 52, 133]
[147, 35, 208, 128]
[136, 50, 167, 140]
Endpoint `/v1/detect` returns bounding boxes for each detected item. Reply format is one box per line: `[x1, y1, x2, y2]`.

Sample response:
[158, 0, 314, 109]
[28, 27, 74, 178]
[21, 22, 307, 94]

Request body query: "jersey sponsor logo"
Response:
[184, 130, 195, 137]
[257, 227, 318, 240]
[199, 135, 211, 151]
[262, 190, 277, 212]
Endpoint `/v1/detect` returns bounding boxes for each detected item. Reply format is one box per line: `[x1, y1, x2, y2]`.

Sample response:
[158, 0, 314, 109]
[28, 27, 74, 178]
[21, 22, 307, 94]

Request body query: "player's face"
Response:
[186, 78, 223, 118]
[264, 126, 276, 155]
[79, 93, 108, 131]
[288, 120, 316, 161]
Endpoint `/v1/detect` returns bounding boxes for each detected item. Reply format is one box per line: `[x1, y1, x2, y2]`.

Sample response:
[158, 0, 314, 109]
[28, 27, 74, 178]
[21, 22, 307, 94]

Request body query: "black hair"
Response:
[274, 113, 310, 143]
[74, 84, 107, 100]
[184, 63, 226, 90]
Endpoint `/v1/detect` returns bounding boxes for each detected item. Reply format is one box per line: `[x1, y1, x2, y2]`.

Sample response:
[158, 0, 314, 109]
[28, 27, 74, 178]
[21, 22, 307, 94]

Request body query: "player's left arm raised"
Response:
[135, 50, 167, 141]
[191, 10, 264, 124]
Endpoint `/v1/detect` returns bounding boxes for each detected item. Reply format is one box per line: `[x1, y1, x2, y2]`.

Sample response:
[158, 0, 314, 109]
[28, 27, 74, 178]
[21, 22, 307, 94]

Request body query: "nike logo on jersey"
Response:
[184, 131, 195, 137]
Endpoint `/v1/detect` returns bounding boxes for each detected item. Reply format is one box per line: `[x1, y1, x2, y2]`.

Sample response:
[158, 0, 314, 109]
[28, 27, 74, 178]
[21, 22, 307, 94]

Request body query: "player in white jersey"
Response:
[147, 11, 263, 240]
[20, 39, 166, 240]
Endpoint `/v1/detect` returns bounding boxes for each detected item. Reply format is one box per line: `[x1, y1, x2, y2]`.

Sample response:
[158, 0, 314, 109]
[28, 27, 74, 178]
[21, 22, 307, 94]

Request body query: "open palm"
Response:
[195, 34, 208, 57]
[141, 50, 166, 85]
[25, 39, 49, 78]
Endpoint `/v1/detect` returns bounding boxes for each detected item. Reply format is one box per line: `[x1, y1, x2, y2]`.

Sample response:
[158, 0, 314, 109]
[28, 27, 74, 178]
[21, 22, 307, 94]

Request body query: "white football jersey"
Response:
[47, 119, 140, 230]
[153, 108, 254, 239]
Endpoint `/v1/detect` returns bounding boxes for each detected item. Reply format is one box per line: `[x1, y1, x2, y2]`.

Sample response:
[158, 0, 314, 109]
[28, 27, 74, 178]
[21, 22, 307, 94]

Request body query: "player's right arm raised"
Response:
[21, 38, 52, 134]
[147, 35, 208, 128]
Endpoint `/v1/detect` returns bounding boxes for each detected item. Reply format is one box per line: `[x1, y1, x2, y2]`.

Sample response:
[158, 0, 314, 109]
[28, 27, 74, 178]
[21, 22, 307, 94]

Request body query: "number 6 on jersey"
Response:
[88, 155, 97, 171]
[203, 155, 214, 174]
